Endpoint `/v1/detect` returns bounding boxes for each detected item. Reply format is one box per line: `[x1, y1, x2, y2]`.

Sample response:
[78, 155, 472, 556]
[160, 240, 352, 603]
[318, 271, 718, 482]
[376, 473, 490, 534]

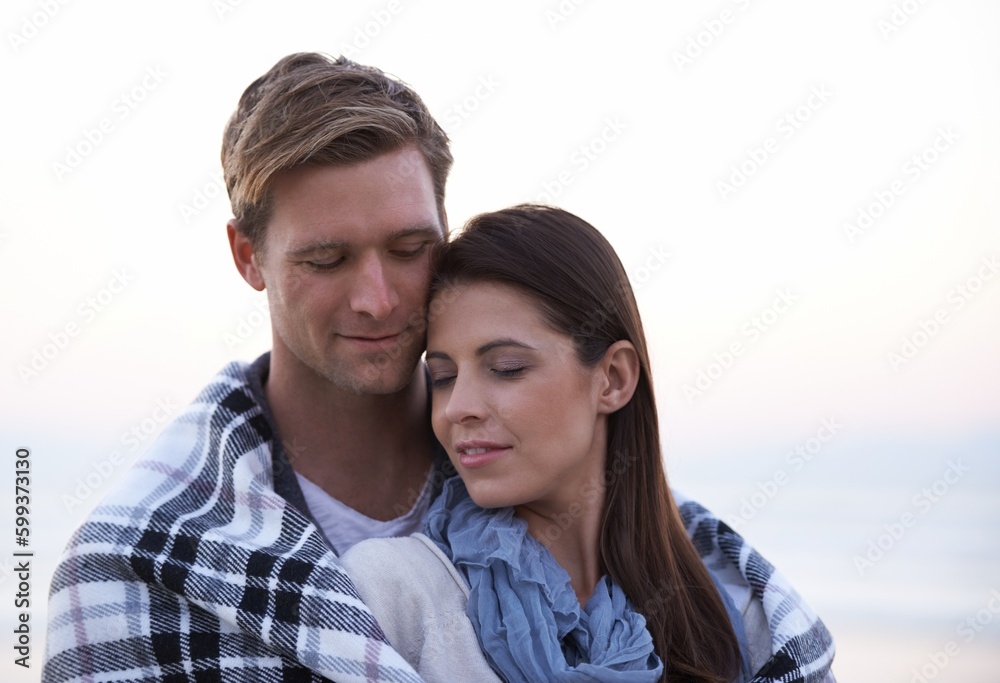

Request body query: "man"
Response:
[43, 53, 451, 682]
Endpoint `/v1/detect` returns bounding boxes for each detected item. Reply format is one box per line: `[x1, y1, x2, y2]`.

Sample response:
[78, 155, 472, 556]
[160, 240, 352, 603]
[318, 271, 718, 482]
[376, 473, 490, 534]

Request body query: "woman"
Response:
[340, 205, 835, 682]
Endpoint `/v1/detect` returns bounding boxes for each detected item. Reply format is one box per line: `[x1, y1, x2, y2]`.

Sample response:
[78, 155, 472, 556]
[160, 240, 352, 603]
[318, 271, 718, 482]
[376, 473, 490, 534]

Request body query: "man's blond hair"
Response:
[222, 52, 452, 251]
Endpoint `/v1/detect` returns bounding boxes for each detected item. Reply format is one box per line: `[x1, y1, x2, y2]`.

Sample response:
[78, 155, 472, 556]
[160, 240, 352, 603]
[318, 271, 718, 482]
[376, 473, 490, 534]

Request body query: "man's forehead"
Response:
[271, 145, 433, 195]
[266, 148, 443, 250]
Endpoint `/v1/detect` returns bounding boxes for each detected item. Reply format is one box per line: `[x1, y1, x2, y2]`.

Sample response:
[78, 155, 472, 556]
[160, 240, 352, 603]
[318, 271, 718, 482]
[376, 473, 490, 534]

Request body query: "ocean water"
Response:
[670, 430, 1000, 682]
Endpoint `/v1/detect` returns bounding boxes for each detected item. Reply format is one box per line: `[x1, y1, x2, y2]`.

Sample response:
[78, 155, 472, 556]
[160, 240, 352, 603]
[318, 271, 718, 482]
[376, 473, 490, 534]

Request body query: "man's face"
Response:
[255, 145, 444, 395]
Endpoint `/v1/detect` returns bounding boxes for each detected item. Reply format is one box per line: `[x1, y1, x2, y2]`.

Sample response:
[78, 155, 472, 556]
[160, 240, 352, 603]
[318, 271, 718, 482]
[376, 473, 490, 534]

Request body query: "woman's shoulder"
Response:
[339, 534, 502, 682]
[338, 534, 475, 631]
[338, 535, 464, 661]
[340, 534, 469, 593]
[339, 534, 431, 568]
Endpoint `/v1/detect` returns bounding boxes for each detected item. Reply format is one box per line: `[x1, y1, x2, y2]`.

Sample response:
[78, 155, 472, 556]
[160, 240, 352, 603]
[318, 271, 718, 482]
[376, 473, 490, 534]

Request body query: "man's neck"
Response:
[264, 348, 434, 521]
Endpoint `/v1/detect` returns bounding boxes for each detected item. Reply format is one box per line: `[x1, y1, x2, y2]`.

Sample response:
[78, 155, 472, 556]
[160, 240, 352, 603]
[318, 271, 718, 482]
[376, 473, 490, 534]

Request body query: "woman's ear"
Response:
[597, 340, 640, 414]
[227, 219, 266, 291]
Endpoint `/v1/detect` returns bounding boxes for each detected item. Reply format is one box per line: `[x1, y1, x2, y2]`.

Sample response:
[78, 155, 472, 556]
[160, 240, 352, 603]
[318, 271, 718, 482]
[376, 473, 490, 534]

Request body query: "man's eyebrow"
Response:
[389, 225, 442, 239]
[426, 339, 535, 361]
[287, 226, 442, 258]
[287, 240, 345, 258]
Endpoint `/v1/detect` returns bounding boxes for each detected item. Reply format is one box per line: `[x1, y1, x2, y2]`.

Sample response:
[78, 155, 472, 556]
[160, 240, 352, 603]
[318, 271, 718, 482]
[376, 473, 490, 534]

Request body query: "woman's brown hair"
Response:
[431, 204, 742, 682]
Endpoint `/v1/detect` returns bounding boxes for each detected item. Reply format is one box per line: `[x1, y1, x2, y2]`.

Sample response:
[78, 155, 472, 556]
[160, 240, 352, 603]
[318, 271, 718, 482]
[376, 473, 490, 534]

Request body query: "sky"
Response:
[2, 1, 999, 681]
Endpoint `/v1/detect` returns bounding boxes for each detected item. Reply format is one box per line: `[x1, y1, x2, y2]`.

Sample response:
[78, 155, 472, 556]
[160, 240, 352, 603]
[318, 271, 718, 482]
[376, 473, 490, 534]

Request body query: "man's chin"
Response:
[332, 356, 421, 396]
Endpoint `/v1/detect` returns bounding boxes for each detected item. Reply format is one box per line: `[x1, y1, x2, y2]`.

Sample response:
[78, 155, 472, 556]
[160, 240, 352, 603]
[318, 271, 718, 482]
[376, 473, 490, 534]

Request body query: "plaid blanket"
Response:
[43, 359, 422, 683]
[44, 356, 835, 682]
[676, 493, 837, 683]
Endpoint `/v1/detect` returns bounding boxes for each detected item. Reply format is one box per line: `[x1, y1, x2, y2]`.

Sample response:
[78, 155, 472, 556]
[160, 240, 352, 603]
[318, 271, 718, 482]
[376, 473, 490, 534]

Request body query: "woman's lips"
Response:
[455, 442, 511, 469]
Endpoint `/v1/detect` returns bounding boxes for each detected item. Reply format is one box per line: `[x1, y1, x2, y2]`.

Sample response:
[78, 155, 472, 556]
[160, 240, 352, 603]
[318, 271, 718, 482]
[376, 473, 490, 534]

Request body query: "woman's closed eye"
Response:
[491, 363, 528, 378]
[430, 373, 456, 389]
[430, 364, 527, 389]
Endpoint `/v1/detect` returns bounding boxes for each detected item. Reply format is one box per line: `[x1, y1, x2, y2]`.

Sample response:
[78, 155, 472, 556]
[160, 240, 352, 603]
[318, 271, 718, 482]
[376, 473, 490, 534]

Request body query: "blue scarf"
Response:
[424, 476, 664, 682]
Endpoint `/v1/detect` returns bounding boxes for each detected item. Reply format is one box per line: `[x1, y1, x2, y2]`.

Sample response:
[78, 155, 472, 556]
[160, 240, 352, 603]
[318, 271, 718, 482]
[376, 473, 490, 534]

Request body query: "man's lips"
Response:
[340, 332, 402, 350]
[453, 440, 512, 469]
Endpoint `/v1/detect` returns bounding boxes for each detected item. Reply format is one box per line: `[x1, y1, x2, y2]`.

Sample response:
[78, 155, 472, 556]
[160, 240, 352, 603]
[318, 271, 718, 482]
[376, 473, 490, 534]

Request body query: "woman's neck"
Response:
[515, 486, 606, 607]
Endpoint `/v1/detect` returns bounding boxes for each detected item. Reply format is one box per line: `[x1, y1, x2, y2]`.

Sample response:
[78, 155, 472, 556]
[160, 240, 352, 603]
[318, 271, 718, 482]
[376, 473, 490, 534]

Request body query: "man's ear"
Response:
[597, 340, 640, 415]
[227, 219, 266, 291]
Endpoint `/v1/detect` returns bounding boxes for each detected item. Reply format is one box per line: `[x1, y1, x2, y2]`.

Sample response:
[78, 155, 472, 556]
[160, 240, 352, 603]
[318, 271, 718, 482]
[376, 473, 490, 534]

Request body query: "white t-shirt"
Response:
[295, 470, 435, 555]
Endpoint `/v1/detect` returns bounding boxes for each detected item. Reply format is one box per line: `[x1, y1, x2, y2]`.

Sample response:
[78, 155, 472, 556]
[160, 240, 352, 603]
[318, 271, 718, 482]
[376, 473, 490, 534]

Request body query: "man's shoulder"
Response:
[60, 355, 273, 541]
[124, 356, 268, 468]
[181, 354, 269, 417]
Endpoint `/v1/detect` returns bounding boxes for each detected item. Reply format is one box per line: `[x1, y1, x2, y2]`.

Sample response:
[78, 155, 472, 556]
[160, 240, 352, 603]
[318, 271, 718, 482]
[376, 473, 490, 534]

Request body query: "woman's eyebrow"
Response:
[475, 339, 535, 355]
[425, 339, 534, 362]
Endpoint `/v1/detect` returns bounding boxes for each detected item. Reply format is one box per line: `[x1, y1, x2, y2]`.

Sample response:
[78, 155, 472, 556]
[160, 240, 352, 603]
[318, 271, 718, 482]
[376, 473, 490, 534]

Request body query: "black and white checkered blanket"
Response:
[43, 357, 835, 682]
[676, 493, 837, 683]
[43, 359, 422, 682]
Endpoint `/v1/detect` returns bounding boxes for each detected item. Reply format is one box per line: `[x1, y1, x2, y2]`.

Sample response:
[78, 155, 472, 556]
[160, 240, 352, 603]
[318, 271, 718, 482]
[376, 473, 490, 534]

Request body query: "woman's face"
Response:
[426, 281, 608, 510]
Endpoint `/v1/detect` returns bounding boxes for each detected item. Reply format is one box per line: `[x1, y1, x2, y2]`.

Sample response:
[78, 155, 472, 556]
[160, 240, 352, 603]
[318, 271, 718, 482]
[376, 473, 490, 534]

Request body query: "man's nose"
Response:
[350, 255, 399, 320]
